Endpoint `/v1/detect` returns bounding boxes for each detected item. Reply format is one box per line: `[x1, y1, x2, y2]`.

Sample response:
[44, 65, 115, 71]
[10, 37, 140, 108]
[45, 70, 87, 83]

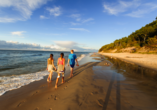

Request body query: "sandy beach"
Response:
[0, 53, 157, 110]
[99, 52, 157, 71]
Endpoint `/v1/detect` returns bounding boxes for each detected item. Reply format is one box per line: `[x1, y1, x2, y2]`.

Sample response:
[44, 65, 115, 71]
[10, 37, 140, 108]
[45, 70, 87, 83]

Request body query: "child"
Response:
[47, 54, 56, 82]
[55, 53, 65, 89]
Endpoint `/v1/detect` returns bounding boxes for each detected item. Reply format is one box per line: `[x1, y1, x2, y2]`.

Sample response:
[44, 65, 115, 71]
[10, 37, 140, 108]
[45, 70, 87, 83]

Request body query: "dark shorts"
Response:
[70, 64, 75, 68]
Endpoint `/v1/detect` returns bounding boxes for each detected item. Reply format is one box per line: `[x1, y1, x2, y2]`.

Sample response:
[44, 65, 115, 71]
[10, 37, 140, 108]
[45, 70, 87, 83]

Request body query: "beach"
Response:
[0, 53, 157, 110]
[0, 50, 89, 96]
[99, 52, 157, 71]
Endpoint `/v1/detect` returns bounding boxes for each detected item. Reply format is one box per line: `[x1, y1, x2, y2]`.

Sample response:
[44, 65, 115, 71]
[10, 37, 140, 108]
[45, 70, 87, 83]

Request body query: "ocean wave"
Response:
[31, 54, 43, 56]
[0, 53, 88, 96]
[77, 54, 86, 61]
[0, 54, 43, 60]
[0, 71, 49, 96]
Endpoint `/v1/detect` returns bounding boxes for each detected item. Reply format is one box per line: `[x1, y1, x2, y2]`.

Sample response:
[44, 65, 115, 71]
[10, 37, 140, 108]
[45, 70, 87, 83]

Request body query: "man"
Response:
[68, 50, 79, 78]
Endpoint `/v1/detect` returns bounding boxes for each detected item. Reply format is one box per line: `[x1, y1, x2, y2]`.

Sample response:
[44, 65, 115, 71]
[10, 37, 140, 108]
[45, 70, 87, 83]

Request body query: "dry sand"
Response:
[0, 53, 157, 110]
[99, 52, 157, 71]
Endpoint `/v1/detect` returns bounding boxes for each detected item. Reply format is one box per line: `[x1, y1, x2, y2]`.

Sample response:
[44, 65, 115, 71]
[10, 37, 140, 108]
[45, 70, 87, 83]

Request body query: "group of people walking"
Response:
[47, 50, 79, 89]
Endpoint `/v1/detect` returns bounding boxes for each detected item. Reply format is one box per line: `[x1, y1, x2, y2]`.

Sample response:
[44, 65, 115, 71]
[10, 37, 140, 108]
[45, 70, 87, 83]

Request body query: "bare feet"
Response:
[47, 79, 52, 83]
[55, 85, 57, 89]
[47, 78, 50, 82]
[61, 81, 65, 84]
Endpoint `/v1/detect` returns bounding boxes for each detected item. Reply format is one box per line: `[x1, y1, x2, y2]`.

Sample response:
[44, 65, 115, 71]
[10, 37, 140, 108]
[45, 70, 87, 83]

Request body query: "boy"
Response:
[68, 50, 79, 78]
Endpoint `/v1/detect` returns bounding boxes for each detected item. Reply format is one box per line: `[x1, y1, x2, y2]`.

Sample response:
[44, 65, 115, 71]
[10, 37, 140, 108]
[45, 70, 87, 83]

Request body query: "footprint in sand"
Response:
[32, 91, 39, 96]
[90, 91, 99, 95]
[96, 99, 104, 107]
[54, 96, 58, 100]
[17, 101, 25, 107]
[90, 93, 93, 95]
[64, 86, 67, 89]
[48, 95, 54, 99]
[40, 85, 46, 88]
[35, 107, 39, 110]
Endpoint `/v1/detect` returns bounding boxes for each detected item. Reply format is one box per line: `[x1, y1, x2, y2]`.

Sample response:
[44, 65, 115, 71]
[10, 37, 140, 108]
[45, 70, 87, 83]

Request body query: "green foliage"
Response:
[99, 20, 157, 52]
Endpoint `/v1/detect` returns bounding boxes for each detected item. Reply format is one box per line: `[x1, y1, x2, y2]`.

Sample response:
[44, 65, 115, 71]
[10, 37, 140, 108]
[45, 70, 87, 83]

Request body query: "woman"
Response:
[55, 53, 65, 89]
[47, 54, 56, 82]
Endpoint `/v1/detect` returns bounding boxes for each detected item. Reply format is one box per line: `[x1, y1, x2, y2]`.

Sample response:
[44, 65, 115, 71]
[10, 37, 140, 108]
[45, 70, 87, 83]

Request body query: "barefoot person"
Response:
[47, 54, 56, 82]
[68, 50, 79, 78]
[55, 53, 65, 89]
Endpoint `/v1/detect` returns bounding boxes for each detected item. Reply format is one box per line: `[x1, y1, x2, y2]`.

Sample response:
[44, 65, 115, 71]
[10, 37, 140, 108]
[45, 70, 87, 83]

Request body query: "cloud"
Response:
[126, 3, 157, 17]
[0, 17, 22, 23]
[103, 0, 140, 15]
[103, 0, 157, 17]
[69, 14, 81, 23]
[82, 18, 94, 23]
[70, 22, 81, 25]
[76, 18, 81, 21]
[0, 40, 97, 52]
[0, 40, 52, 50]
[0, 0, 50, 23]
[70, 14, 94, 22]
[40, 15, 49, 19]
[69, 13, 94, 25]
[70, 14, 81, 18]
[11, 31, 25, 36]
[69, 28, 90, 32]
[46, 6, 62, 17]
[54, 41, 77, 48]
[54, 41, 97, 52]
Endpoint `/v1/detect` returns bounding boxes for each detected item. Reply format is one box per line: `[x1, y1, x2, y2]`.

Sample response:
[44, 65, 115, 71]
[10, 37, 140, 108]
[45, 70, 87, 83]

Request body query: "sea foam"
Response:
[0, 54, 87, 96]
[0, 71, 49, 96]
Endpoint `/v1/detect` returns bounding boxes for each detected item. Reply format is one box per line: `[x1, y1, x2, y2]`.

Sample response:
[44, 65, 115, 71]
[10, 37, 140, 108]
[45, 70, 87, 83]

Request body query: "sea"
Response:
[0, 50, 90, 96]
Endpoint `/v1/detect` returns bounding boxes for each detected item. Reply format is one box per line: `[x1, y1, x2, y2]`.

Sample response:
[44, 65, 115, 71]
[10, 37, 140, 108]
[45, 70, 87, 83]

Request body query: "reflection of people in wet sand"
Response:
[68, 50, 79, 78]
[47, 54, 56, 82]
[55, 53, 65, 89]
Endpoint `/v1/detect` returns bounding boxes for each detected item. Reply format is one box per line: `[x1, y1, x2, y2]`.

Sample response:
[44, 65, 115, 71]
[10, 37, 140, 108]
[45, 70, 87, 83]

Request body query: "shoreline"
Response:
[0, 53, 88, 96]
[0, 53, 157, 110]
[0, 53, 98, 110]
[99, 52, 157, 71]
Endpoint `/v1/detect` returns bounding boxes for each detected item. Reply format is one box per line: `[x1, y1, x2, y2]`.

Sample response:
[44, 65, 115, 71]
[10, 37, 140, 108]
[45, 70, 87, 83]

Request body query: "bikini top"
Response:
[58, 58, 65, 65]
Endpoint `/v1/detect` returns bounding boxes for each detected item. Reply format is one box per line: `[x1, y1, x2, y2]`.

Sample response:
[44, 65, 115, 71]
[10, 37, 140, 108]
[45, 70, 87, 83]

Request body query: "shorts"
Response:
[57, 72, 65, 78]
[70, 64, 75, 68]
[57, 65, 65, 73]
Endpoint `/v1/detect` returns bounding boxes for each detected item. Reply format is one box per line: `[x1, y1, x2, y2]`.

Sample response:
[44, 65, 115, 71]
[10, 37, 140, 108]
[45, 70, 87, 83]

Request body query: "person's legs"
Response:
[70, 67, 74, 78]
[49, 71, 53, 82]
[62, 73, 65, 83]
[69, 64, 75, 78]
[47, 71, 51, 82]
[55, 73, 60, 89]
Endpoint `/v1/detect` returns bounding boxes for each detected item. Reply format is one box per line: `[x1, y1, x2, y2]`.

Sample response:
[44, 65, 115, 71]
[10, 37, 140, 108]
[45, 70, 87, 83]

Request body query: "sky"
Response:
[0, 0, 157, 52]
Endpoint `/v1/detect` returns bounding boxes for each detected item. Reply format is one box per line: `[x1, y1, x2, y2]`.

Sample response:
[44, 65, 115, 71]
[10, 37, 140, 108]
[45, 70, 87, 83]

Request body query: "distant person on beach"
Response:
[68, 50, 79, 78]
[47, 54, 56, 82]
[55, 53, 65, 89]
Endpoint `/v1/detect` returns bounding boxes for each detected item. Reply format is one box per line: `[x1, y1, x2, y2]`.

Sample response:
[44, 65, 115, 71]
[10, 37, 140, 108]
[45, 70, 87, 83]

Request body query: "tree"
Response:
[140, 26, 154, 44]
[99, 20, 157, 52]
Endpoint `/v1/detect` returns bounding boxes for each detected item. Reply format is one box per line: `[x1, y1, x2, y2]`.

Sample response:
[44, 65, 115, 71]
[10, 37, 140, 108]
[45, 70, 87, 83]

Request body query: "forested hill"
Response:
[99, 20, 157, 53]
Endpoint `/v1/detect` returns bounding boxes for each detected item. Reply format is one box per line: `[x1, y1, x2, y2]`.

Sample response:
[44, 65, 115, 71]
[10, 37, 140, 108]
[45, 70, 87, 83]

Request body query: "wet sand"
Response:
[0, 53, 157, 110]
[99, 52, 157, 71]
